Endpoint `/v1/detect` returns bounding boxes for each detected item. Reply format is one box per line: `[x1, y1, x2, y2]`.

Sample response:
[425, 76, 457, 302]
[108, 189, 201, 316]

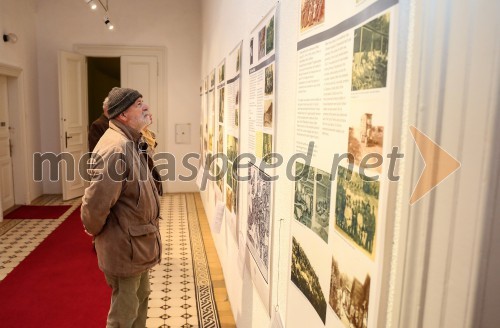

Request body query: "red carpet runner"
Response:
[4, 205, 72, 220]
[0, 207, 110, 327]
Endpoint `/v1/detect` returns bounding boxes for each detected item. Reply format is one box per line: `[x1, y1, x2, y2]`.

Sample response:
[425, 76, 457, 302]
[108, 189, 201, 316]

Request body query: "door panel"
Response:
[120, 56, 159, 133]
[58, 51, 88, 200]
[0, 75, 14, 210]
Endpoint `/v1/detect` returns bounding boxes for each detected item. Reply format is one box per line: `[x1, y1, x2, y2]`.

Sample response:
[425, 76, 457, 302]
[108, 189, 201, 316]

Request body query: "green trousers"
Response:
[104, 270, 151, 328]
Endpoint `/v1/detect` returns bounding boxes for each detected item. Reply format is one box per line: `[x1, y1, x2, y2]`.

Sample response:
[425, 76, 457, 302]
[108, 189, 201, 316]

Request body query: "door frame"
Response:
[0, 63, 31, 218]
[73, 44, 167, 154]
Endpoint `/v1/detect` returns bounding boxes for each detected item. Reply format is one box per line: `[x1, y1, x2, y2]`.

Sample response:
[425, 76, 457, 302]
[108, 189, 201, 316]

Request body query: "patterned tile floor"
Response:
[0, 194, 221, 328]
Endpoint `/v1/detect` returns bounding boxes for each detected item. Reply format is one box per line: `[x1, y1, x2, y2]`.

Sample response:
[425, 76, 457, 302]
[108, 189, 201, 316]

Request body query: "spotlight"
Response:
[2, 33, 18, 44]
[85, 0, 97, 10]
[104, 16, 114, 30]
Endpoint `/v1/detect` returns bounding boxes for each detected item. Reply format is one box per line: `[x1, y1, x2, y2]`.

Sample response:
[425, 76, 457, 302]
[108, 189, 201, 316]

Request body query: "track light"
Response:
[3, 33, 18, 44]
[85, 0, 97, 10]
[104, 16, 114, 30]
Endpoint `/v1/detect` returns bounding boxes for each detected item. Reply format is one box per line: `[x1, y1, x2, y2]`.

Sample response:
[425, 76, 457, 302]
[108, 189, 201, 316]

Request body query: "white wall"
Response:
[35, 0, 202, 194]
[0, 0, 43, 202]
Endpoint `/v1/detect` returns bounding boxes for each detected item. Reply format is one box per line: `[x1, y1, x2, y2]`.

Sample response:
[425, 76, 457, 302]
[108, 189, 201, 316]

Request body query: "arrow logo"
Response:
[409, 126, 461, 205]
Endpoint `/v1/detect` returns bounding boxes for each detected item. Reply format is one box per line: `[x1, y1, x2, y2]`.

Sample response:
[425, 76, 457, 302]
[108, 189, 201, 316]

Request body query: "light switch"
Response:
[175, 123, 191, 144]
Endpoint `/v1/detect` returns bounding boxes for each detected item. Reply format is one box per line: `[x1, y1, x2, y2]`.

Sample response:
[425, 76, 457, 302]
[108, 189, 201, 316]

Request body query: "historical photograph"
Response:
[294, 162, 331, 243]
[235, 106, 239, 127]
[250, 38, 254, 65]
[329, 255, 371, 328]
[247, 164, 272, 282]
[300, 0, 325, 33]
[266, 16, 275, 54]
[351, 13, 390, 91]
[335, 166, 379, 256]
[226, 162, 238, 191]
[217, 125, 223, 155]
[210, 69, 215, 89]
[265, 64, 274, 95]
[215, 163, 223, 192]
[262, 133, 273, 164]
[218, 63, 225, 83]
[219, 87, 225, 123]
[291, 237, 327, 324]
[236, 46, 241, 72]
[258, 26, 266, 60]
[347, 110, 384, 173]
[226, 186, 233, 212]
[263, 100, 273, 128]
[227, 135, 239, 163]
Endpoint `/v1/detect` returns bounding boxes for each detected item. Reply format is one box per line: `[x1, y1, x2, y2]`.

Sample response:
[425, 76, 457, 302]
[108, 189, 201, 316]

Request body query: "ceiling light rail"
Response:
[84, 0, 115, 30]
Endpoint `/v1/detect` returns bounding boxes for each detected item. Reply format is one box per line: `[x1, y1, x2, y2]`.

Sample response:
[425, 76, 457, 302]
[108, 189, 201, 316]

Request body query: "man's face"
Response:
[121, 97, 150, 131]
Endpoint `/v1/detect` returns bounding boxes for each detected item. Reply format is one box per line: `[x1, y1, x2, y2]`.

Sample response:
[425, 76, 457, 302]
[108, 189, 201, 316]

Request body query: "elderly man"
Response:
[88, 97, 110, 152]
[81, 87, 162, 328]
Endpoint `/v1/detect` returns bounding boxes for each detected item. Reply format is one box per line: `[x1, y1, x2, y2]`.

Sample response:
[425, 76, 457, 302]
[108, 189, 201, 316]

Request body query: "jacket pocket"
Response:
[129, 224, 159, 266]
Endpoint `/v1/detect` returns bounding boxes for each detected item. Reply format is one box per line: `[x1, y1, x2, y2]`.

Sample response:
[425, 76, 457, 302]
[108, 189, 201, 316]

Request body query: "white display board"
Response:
[287, 0, 399, 327]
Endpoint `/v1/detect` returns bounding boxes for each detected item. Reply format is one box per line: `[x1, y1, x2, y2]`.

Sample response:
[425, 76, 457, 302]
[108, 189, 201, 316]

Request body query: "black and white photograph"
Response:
[266, 16, 275, 55]
[329, 254, 371, 328]
[348, 109, 384, 173]
[351, 13, 390, 91]
[335, 166, 379, 256]
[247, 164, 272, 282]
[218, 87, 225, 123]
[300, 0, 326, 33]
[264, 64, 274, 95]
[291, 237, 327, 324]
[263, 100, 273, 128]
[258, 26, 266, 60]
[294, 162, 331, 243]
[250, 38, 254, 65]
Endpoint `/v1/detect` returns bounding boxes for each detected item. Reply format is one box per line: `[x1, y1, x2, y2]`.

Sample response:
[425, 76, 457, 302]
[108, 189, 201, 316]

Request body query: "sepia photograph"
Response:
[218, 63, 225, 83]
[226, 186, 233, 212]
[266, 16, 275, 54]
[263, 100, 273, 128]
[329, 254, 371, 328]
[335, 166, 379, 256]
[217, 125, 223, 155]
[347, 109, 384, 173]
[227, 135, 239, 163]
[219, 87, 225, 123]
[210, 69, 215, 89]
[258, 26, 266, 60]
[291, 236, 327, 324]
[351, 13, 390, 91]
[262, 133, 273, 164]
[226, 162, 237, 192]
[300, 0, 326, 33]
[265, 64, 274, 95]
[235, 106, 239, 127]
[294, 162, 332, 243]
[247, 164, 272, 282]
[215, 163, 223, 192]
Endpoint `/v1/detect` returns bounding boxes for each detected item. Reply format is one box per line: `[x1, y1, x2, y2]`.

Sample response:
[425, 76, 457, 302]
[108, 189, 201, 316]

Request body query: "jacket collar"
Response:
[109, 119, 143, 143]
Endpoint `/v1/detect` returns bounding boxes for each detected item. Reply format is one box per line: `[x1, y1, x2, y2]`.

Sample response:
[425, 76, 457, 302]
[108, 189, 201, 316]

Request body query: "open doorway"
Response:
[87, 57, 120, 133]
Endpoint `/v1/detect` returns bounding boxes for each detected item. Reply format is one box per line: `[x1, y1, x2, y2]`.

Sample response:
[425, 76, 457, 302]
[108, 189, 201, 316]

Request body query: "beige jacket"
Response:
[81, 120, 161, 277]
